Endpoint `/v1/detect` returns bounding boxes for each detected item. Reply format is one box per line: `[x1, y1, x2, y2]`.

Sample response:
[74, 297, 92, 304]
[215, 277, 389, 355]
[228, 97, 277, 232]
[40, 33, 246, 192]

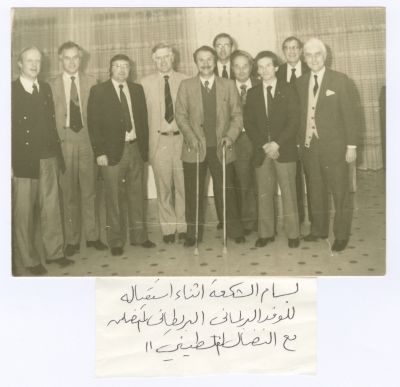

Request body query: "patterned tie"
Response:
[32, 83, 39, 96]
[240, 84, 247, 105]
[70, 76, 83, 132]
[119, 85, 132, 133]
[164, 75, 174, 124]
[266, 86, 273, 119]
[204, 80, 210, 93]
[222, 65, 228, 79]
[290, 68, 297, 84]
[313, 75, 319, 96]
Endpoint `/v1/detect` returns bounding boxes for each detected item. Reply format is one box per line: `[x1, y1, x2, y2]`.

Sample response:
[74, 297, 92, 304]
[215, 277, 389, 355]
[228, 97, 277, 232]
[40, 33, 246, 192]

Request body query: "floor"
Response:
[13, 169, 386, 277]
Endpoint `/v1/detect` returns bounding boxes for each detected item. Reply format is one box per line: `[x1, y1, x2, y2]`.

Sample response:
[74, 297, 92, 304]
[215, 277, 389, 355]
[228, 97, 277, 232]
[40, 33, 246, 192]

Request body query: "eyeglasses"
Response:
[216, 44, 231, 49]
[112, 64, 130, 69]
[283, 46, 300, 51]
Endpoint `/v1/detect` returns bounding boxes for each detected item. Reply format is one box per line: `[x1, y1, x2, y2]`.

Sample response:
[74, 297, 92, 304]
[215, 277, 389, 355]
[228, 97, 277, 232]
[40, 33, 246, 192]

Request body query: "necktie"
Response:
[313, 75, 319, 96]
[204, 80, 210, 93]
[240, 84, 247, 105]
[164, 75, 174, 124]
[32, 83, 39, 96]
[119, 85, 132, 133]
[290, 68, 297, 84]
[266, 85, 273, 119]
[70, 76, 83, 132]
[222, 65, 228, 79]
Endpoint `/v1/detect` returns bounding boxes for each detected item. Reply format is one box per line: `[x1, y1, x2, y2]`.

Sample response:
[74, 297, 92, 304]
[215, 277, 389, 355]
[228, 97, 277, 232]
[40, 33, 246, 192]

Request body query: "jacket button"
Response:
[24, 117, 26, 119]
[63, 126, 66, 129]
[26, 142, 29, 145]
[27, 130, 29, 133]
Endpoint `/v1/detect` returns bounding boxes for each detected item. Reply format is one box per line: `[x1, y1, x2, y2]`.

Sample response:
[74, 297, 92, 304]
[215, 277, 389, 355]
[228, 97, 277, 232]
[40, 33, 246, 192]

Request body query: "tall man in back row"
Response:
[297, 38, 361, 251]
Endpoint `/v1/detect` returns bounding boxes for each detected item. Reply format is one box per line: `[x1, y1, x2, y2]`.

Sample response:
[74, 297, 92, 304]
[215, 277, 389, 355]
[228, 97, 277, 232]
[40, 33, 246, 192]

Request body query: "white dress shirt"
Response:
[263, 78, 277, 115]
[200, 74, 215, 89]
[20, 76, 39, 93]
[217, 61, 231, 78]
[62, 72, 83, 128]
[286, 60, 303, 83]
[236, 78, 253, 132]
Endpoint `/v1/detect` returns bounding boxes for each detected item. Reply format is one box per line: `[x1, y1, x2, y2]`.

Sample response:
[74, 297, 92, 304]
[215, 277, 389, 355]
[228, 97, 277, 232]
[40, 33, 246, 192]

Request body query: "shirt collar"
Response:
[236, 77, 252, 91]
[63, 71, 79, 82]
[158, 70, 173, 81]
[311, 66, 326, 83]
[111, 78, 128, 90]
[263, 77, 277, 90]
[19, 75, 38, 93]
[200, 74, 215, 88]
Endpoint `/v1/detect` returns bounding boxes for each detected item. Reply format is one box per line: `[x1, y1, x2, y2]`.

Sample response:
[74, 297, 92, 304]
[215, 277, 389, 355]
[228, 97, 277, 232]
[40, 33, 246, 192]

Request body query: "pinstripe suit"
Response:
[297, 67, 361, 240]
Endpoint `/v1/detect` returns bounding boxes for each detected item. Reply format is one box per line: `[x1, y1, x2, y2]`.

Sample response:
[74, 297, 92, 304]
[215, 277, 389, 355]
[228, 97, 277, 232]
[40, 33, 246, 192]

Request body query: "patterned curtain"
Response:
[11, 8, 198, 82]
[274, 8, 385, 171]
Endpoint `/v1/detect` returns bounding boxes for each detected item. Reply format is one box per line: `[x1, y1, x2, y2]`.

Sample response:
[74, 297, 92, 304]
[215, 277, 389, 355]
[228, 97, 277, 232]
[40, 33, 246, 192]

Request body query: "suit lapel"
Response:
[79, 72, 88, 105]
[316, 68, 333, 110]
[254, 83, 268, 124]
[215, 76, 225, 119]
[193, 75, 203, 119]
[54, 74, 67, 109]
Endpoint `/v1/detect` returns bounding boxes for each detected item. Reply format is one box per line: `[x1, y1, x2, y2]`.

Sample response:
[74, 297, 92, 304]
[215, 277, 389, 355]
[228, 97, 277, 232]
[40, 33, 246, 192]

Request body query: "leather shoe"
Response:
[235, 236, 246, 244]
[243, 229, 252, 236]
[331, 239, 348, 252]
[255, 236, 275, 248]
[141, 240, 156, 248]
[65, 243, 80, 257]
[302, 234, 328, 242]
[86, 239, 108, 250]
[111, 247, 124, 256]
[184, 237, 196, 247]
[178, 232, 186, 241]
[288, 238, 300, 248]
[163, 234, 175, 244]
[45, 257, 75, 267]
[217, 222, 223, 230]
[28, 263, 47, 276]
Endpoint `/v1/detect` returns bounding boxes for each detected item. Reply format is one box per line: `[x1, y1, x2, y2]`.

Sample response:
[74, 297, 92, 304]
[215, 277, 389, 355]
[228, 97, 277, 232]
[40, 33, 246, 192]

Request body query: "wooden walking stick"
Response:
[194, 151, 200, 256]
[222, 143, 228, 254]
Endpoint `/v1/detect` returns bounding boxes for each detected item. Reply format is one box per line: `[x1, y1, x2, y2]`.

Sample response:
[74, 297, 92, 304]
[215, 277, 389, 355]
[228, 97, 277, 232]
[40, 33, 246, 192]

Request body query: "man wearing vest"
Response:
[176, 45, 245, 247]
[12, 46, 73, 275]
[297, 38, 361, 251]
[49, 41, 107, 258]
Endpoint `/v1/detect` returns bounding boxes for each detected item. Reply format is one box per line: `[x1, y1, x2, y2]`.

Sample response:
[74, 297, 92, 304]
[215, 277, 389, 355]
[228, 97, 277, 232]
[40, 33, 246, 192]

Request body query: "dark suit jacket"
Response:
[214, 63, 235, 80]
[296, 68, 361, 161]
[243, 79, 300, 163]
[87, 79, 149, 165]
[12, 78, 65, 179]
[277, 61, 310, 82]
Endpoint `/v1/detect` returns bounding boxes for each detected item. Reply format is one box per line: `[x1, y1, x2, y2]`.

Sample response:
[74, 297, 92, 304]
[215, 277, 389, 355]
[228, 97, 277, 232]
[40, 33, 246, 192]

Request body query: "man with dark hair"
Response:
[244, 51, 300, 249]
[176, 45, 245, 247]
[87, 54, 155, 256]
[213, 33, 235, 81]
[48, 41, 107, 258]
[230, 50, 260, 235]
[12, 46, 73, 275]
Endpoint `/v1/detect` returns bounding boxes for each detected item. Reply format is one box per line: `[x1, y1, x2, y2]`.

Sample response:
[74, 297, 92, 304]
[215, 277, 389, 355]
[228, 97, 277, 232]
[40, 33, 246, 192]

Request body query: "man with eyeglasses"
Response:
[49, 41, 108, 259]
[277, 36, 311, 225]
[297, 38, 361, 251]
[88, 54, 155, 256]
[213, 33, 236, 81]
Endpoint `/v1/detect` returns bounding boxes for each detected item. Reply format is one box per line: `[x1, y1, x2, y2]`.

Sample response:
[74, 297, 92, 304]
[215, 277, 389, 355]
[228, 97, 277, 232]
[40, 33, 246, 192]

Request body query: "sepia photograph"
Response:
[11, 7, 386, 277]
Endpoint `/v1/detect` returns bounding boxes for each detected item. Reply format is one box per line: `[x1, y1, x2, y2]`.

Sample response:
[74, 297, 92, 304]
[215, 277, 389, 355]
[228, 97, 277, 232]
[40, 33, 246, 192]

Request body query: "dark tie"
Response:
[266, 85, 273, 119]
[222, 65, 228, 79]
[70, 76, 83, 132]
[313, 75, 319, 96]
[204, 80, 210, 93]
[119, 85, 132, 133]
[32, 83, 39, 96]
[164, 75, 174, 124]
[290, 68, 297, 84]
[240, 84, 247, 105]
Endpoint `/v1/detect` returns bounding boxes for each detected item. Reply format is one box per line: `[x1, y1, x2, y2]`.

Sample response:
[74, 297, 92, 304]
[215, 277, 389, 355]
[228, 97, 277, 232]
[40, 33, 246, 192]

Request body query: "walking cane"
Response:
[194, 151, 200, 256]
[222, 143, 228, 254]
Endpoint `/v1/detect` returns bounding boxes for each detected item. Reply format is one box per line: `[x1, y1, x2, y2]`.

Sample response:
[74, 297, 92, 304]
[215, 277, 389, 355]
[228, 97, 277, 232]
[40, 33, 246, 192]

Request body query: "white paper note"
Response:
[96, 277, 316, 377]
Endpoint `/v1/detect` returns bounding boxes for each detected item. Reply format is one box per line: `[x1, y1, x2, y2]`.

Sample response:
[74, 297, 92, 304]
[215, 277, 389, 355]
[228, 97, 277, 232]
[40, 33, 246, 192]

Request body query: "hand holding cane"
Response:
[194, 150, 200, 256]
[222, 143, 228, 254]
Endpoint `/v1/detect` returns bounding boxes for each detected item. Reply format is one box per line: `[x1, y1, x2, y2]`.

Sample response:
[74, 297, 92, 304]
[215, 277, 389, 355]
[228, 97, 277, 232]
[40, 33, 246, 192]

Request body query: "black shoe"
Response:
[163, 234, 175, 244]
[288, 238, 300, 248]
[178, 232, 186, 241]
[302, 234, 328, 242]
[331, 239, 348, 252]
[111, 247, 124, 256]
[86, 239, 108, 250]
[217, 222, 223, 230]
[65, 243, 80, 257]
[255, 236, 275, 248]
[28, 263, 47, 276]
[45, 257, 75, 267]
[235, 236, 246, 244]
[184, 237, 196, 247]
[141, 240, 156, 248]
[243, 229, 252, 236]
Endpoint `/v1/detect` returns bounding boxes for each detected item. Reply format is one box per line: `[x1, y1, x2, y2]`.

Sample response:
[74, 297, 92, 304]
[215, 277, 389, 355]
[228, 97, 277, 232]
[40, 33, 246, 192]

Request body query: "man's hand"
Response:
[221, 136, 234, 151]
[97, 155, 108, 166]
[345, 148, 357, 163]
[263, 141, 280, 159]
[188, 138, 202, 153]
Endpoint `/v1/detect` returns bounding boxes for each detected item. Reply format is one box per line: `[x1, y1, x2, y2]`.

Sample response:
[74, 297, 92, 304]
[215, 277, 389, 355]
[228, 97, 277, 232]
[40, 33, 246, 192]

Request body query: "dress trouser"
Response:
[255, 156, 300, 239]
[233, 131, 257, 230]
[102, 142, 148, 249]
[59, 128, 100, 245]
[301, 140, 352, 240]
[150, 134, 186, 235]
[183, 147, 244, 241]
[13, 157, 64, 268]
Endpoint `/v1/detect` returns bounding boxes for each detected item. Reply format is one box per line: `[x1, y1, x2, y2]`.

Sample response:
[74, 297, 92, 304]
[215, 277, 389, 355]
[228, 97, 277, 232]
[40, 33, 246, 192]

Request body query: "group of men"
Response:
[12, 33, 360, 276]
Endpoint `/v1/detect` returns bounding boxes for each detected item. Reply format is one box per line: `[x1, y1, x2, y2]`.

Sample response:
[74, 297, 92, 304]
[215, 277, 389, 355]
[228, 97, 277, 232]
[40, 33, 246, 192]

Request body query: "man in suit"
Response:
[230, 50, 260, 235]
[244, 51, 300, 248]
[175, 45, 245, 247]
[87, 54, 155, 256]
[48, 41, 107, 258]
[277, 36, 311, 225]
[297, 38, 360, 251]
[141, 43, 188, 245]
[213, 33, 236, 81]
[12, 46, 74, 275]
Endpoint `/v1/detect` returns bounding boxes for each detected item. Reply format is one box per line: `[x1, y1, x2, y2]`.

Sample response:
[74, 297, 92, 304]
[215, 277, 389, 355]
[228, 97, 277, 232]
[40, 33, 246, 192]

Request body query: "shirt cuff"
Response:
[347, 145, 357, 149]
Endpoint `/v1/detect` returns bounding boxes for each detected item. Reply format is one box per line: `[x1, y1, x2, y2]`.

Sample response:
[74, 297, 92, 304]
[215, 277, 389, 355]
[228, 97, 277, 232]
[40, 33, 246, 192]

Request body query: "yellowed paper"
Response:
[96, 277, 316, 377]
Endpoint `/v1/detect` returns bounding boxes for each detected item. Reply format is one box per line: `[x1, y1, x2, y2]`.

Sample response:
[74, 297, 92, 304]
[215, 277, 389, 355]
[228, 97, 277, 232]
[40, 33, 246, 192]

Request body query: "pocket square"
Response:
[326, 89, 335, 96]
